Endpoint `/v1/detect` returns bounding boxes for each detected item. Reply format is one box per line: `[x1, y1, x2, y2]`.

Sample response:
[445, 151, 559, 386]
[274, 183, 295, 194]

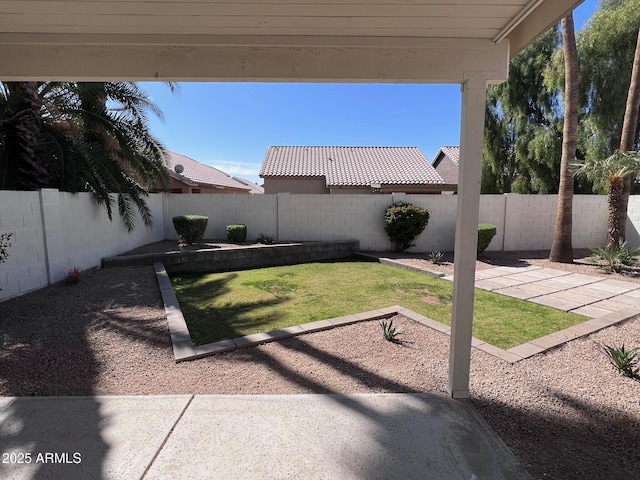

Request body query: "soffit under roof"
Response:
[0, 0, 583, 81]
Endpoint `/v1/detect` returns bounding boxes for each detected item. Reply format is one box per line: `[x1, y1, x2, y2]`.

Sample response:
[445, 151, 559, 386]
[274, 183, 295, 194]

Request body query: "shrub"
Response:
[172, 215, 208, 245]
[0, 232, 13, 291]
[590, 240, 640, 273]
[0, 232, 12, 263]
[257, 233, 275, 245]
[64, 266, 82, 285]
[227, 224, 247, 243]
[477, 223, 497, 254]
[383, 201, 430, 252]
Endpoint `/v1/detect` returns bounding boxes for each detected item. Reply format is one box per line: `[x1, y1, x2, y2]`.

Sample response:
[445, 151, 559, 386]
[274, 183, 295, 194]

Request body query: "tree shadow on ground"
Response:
[0, 266, 172, 479]
[170, 272, 285, 345]
[221, 335, 527, 479]
[471, 388, 640, 479]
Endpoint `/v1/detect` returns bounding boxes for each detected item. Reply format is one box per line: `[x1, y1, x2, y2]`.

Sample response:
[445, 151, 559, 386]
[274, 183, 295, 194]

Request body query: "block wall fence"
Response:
[2, 189, 639, 302]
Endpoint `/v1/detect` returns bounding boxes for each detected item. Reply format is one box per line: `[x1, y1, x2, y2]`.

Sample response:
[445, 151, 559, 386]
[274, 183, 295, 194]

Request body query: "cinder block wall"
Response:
[503, 194, 609, 251]
[164, 194, 277, 241]
[0, 189, 636, 303]
[0, 191, 48, 300]
[0, 189, 164, 302]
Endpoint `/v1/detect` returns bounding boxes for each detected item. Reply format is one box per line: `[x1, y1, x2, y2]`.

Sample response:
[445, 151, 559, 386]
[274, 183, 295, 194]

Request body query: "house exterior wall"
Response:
[1, 190, 636, 302]
[434, 157, 459, 185]
[263, 177, 329, 194]
[161, 177, 249, 194]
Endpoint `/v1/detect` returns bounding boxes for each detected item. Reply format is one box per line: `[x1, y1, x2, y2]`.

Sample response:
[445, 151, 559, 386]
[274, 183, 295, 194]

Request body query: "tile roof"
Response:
[232, 176, 264, 194]
[433, 146, 460, 166]
[164, 151, 252, 191]
[259, 146, 443, 186]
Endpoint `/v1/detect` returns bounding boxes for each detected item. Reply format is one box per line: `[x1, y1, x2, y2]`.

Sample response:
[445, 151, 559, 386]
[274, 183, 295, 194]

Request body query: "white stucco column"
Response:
[448, 77, 488, 399]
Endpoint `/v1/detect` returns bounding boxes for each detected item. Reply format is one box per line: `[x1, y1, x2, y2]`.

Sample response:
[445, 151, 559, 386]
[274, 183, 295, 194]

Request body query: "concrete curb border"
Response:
[154, 262, 639, 364]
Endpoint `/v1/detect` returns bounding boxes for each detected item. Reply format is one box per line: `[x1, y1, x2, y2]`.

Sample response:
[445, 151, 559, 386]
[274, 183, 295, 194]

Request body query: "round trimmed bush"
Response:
[384, 201, 430, 252]
[477, 223, 497, 254]
[172, 215, 208, 245]
[227, 224, 247, 243]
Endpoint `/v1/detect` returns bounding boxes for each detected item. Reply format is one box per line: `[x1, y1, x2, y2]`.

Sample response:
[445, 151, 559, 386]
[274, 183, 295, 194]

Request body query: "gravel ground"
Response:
[1, 248, 639, 479]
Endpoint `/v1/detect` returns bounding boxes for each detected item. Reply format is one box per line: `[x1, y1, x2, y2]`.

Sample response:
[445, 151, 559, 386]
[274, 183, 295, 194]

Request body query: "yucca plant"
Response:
[257, 233, 275, 245]
[379, 319, 403, 342]
[599, 343, 639, 379]
[428, 251, 444, 265]
[590, 239, 640, 273]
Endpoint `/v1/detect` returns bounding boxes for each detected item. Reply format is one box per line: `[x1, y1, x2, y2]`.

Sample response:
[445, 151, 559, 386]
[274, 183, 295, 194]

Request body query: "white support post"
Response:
[448, 78, 488, 399]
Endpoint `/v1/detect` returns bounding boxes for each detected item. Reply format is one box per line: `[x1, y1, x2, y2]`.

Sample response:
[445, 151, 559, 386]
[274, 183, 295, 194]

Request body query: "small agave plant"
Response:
[599, 342, 639, 379]
[428, 251, 444, 265]
[379, 319, 403, 342]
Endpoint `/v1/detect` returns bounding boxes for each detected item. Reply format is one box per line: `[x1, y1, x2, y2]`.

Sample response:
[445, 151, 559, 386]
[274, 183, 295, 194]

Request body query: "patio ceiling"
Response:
[0, 0, 583, 82]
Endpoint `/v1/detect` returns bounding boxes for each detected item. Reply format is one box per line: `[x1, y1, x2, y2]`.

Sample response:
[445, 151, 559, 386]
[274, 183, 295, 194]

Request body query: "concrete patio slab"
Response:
[531, 278, 590, 291]
[515, 268, 572, 279]
[589, 299, 639, 312]
[548, 289, 603, 305]
[491, 265, 542, 275]
[549, 273, 602, 287]
[577, 279, 638, 294]
[514, 282, 563, 296]
[495, 272, 547, 283]
[565, 285, 619, 300]
[475, 279, 508, 291]
[143, 394, 532, 480]
[620, 288, 640, 298]
[603, 294, 640, 308]
[571, 305, 615, 318]
[496, 286, 541, 300]
[528, 295, 583, 312]
[479, 275, 531, 288]
[0, 395, 192, 480]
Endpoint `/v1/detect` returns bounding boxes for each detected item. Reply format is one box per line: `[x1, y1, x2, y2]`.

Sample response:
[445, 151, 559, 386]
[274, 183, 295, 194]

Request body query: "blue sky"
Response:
[142, 0, 598, 185]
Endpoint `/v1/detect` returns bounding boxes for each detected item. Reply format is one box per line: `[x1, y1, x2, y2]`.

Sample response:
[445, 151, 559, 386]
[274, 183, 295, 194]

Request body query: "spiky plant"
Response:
[379, 319, 403, 342]
[599, 343, 639, 379]
[590, 239, 639, 273]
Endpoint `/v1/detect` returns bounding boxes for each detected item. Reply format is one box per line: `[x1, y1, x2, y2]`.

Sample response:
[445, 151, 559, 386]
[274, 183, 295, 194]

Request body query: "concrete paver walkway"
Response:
[443, 265, 640, 318]
[0, 394, 531, 480]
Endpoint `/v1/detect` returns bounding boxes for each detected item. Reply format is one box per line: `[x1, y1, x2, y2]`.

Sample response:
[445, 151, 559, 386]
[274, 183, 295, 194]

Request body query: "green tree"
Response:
[482, 27, 563, 194]
[550, 14, 579, 263]
[0, 81, 170, 231]
[615, 25, 640, 245]
[578, 0, 640, 162]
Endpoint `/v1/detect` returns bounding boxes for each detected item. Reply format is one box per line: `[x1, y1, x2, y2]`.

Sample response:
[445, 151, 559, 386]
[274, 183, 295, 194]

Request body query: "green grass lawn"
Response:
[170, 260, 587, 350]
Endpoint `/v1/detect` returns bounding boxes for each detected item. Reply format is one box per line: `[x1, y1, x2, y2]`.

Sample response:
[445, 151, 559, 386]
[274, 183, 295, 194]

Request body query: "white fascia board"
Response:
[0, 35, 509, 84]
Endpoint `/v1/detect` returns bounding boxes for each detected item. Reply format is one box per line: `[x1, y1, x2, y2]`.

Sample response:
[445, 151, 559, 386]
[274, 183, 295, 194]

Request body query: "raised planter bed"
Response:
[102, 240, 359, 273]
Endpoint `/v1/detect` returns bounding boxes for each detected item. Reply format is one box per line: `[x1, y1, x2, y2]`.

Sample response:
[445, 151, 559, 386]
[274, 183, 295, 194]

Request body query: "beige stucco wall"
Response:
[434, 158, 459, 185]
[263, 177, 329, 194]
[158, 177, 250, 194]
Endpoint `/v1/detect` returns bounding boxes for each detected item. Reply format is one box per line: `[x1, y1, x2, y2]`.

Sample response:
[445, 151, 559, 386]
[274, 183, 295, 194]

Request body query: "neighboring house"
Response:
[156, 151, 263, 194]
[232, 176, 264, 194]
[259, 146, 454, 194]
[432, 146, 460, 191]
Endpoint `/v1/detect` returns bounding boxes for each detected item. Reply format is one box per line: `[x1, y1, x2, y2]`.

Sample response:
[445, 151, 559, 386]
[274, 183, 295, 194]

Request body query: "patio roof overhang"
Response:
[0, 0, 584, 398]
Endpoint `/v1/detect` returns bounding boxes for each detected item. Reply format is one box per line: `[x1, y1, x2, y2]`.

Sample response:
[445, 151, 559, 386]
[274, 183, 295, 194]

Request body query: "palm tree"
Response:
[573, 150, 640, 247]
[0, 82, 50, 190]
[550, 14, 579, 263]
[0, 81, 170, 231]
[616, 26, 640, 243]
